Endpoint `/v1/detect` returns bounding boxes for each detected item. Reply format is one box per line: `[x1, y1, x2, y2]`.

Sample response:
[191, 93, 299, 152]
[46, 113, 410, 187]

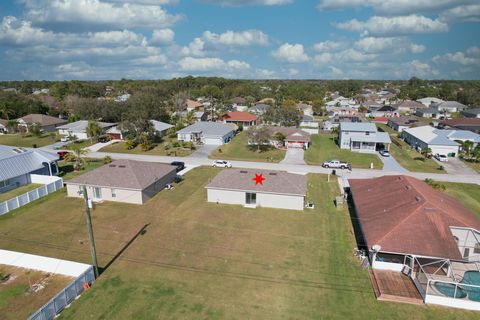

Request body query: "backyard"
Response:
[0, 133, 59, 148]
[0, 184, 41, 203]
[99, 137, 194, 157]
[0, 167, 478, 319]
[0, 265, 73, 320]
[58, 158, 105, 181]
[210, 132, 286, 163]
[304, 134, 383, 169]
[376, 124, 443, 173]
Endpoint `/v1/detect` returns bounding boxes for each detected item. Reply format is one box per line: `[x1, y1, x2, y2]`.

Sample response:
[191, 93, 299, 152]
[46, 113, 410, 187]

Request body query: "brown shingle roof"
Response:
[67, 159, 176, 190]
[18, 114, 67, 126]
[442, 118, 480, 126]
[267, 126, 311, 142]
[206, 169, 307, 196]
[349, 175, 480, 260]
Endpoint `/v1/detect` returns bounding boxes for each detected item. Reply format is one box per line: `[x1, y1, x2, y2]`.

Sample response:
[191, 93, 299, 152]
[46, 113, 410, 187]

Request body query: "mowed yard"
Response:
[0, 133, 59, 148]
[0, 168, 478, 319]
[99, 138, 194, 157]
[210, 132, 286, 163]
[305, 134, 383, 169]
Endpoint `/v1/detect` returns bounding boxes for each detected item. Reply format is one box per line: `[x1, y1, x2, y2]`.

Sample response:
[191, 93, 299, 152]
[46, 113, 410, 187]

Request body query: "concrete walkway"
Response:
[189, 144, 218, 158]
[280, 148, 306, 165]
[87, 139, 120, 152]
[87, 150, 480, 185]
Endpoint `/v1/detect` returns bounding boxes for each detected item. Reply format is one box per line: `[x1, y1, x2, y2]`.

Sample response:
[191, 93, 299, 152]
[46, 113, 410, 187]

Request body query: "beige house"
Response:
[66, 160, 177, 204]
[206, 169, 307, 211]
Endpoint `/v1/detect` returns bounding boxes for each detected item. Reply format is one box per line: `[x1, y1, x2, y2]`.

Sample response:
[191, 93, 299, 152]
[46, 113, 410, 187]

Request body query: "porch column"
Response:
[47, 162, 53, 176]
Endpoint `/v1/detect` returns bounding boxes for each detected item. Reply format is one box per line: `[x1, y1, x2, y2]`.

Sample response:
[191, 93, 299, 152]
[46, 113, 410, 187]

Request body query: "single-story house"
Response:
[266, 126, 311, 149]
[186, 99, 204, 112]
[150, 120, 174, 137]
[387, 116, 427, 132]
[206, 169, 307, 211]
[322, 115, 365, 131]
[416, 107, 441, 119]
[416, 97, 444, 107]
[440, 118, 480, 134]
[402, 125, 480, 156]
[462, 108, 480, 118]
[233, 105, 249, 112]
[177, 122, 235, 145]
[327, 106, 359, 117]
[432, 101, 467, 113]
[222, 112, 257, 128]
[57, 120, 117, 140]
[299, 115, 319, 134]
[393, 100, 426, 114]
[349, 175, 480, 311]
[339, 122, 391, 153]
[368, 105, 399, 118]
[194, 111, 208, 122]
[297, 103, 313, 116]
[0, 119, 9, 134]
[17, 114, 67, 133]
[0, 145, 59, 193]
[66, 159, 177, 204]
[248, 103, 271, 115]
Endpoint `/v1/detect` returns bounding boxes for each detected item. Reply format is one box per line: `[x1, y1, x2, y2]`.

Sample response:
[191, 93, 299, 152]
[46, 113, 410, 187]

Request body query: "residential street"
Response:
[87, 150, 480, 185]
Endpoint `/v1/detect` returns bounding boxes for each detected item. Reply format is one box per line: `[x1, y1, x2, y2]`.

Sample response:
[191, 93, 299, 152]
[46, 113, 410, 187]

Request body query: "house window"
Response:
[365, 132, 370, 136]
[245, 192, 256, 205]
[464, 248, 470, 258]
[0, 179, 10, 188]
[78, 186, 84, 195]
[474, 243, 480, 254]
[93, 187, 102, 199]
[111, 189, 117, 198]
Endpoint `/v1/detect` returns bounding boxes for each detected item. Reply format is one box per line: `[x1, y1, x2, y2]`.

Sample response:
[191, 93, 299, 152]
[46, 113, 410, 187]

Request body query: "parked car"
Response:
[322, 159, 350, 169]
[379, 150, 390, 157]
[98, 135, 110, 143]
[57, 151, 69, 160]
[170, 161, 185, 172]
[212, 160, 232, 168]
[60, 136, 69, 142]
[435, 154, 448, 162]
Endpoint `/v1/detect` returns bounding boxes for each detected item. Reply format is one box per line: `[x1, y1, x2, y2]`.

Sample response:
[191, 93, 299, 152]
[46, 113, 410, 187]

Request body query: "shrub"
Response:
[424, 178, 446, 191]
[125, 139, 137, 150]
[172, 141, 180, 148]
[103, 156, 112, 164]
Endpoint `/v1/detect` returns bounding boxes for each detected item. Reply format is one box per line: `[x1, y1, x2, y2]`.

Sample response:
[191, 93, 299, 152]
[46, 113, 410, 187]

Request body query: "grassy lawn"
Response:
[58, 158, 104, 181]
[0, 184, 42, 203]
[376, 124, 443, 173]
[304, 134, 383, 169]
[0, 167, 477, 319]
[99, 138, 194, 157]
[210, 132, 286, 163]
[0, 134, 59, 148]
[442, 182, 480, 218]
[461, 159, 480, 173]
[65, 139, 95, 150]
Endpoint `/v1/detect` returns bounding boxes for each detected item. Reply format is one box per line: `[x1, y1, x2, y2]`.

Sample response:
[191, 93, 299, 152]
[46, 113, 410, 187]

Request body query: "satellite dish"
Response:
[372, 244, 381, 252]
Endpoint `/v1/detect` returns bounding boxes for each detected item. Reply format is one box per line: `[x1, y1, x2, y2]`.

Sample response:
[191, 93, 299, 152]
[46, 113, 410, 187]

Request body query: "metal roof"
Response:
[351, 132, 391, 144]
[340, 122, 377, 132]
[57, 120, 116, 132]
[404, 125, 480, 146]
[177, 122, 235, 138]
[0, 145, 58, 181]
[150, 120, 174, 133]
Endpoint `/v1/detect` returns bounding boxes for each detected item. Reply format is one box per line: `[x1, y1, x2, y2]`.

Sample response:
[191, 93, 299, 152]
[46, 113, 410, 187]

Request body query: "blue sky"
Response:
[0, 0, 479, 80]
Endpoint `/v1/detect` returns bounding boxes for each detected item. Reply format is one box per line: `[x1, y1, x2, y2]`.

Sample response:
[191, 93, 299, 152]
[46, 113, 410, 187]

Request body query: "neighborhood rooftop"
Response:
[57, 120, 116, 131]
[404, 126, 480, 146]
[67, 159, 176, 190]
[340, 122, 377, 132]
[206, 169, 307, 196]
[18, 114, 67, 126]
[176, 121, 235, 136]
[0, 145, 58, 181]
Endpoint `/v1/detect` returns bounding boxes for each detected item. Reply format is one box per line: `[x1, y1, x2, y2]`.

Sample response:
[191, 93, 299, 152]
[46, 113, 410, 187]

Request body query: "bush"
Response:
[125, 139, 137, 150]
[424, 178, 446, 191]
[103, 156, 112, 164]
[172, 141, 180, 148]
[164, 143, 171, 151]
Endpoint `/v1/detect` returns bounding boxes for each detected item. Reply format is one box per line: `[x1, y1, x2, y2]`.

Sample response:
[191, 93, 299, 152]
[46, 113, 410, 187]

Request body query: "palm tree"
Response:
[460, 140, 474, 159]
[0, 102, 14, 120]
[64, 147, 87, 171]
[421, 147, 432, 158]
[86, 121, 102, 143]
[186, 111, 196, 125]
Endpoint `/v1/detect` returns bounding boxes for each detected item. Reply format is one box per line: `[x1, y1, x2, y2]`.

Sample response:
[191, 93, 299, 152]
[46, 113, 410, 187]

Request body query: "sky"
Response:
[0, 0, 479, 80]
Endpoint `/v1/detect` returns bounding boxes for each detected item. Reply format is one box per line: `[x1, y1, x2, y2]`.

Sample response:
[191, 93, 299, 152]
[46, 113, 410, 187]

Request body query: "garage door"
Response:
[108, 133, 122, 140]
[287, 141, 304, 148]
[203, 137, 223, 145]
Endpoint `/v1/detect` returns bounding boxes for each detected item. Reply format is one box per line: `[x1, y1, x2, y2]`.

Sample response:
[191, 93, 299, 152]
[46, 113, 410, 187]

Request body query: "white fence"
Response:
[0, 174, 63, 216]
[0, 249, 95, 320]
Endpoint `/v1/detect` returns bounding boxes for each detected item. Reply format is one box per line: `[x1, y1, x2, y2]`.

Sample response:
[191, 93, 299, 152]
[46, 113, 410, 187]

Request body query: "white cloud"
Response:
[317, 0, 475, 16]
[202, 29, 269, 47]
[329, 66, 343, 77]
[180, 38, 206, 57]
[272, 43, 309, 63]
[24, 0, 182, 30]
[433, 47, 480, 66]
[335, 15, 448, 36]
[313, 40, 347, 52]
[255, 68, 276, 78]
[410, 43, 426, 54]
[132, 54, 168, 65]
[337, 48, 377, 62]
[150, 29, 175, 45]
[178, 57, 250, 72]
[354, 36, 425, 54]
[201, 0, 292, 6]
[313, 52, 333, 64]
[439, 4, 480, 23]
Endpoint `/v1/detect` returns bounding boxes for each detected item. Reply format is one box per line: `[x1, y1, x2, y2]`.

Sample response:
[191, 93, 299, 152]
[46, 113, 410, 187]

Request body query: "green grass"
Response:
[376, 124, 443, 173]
[0, 184, 42, 203]
[210, 132, 286, 163]
[443, 182, 480, 218]
[99, 138, 194, 157]
[58, 158, 104, 181]
[1, 167, 478, 319]
[0, 284, 28, 308]
[66, 139, 95, 150]
[305, 134, 383, 169]
[461, 159, 480, 173]
[0, 133, 59, 148]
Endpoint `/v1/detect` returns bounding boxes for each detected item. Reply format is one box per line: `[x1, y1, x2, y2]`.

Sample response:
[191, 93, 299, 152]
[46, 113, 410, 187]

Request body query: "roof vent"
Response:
[118, 165, 126, 168]
[109, 164, 116, 167]
[12, 148, 22, 154]
[269, 172, 277, 176]
[397, 176, 404, 181]
[405, 185, 412, 190]
[415, 196, 422, 202]
[240, 170, 248, 173]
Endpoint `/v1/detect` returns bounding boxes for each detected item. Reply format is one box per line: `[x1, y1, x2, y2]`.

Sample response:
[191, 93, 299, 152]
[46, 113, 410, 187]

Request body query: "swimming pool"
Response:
[433, 271, 480, 301]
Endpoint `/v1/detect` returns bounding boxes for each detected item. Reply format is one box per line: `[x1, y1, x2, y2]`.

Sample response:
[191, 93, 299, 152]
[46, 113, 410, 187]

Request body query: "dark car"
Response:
[57, 151, 69, 160]
[170, 161, 185, 172]
[98, 135, 110, 143]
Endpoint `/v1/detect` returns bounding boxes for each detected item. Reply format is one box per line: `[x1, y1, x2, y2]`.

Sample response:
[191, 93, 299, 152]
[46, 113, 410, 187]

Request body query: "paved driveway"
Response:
[189, 144, 218, 159]
[377, 151, 408, 173]
[280, 148, 306, 165]
[433, 157, 477, 175]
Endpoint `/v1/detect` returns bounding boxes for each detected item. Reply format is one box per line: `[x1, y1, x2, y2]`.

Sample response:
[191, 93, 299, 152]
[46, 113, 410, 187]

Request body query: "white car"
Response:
[435, 154, 448, 162]
[212, 160, 232, 168]
[60, 136, 69, 142]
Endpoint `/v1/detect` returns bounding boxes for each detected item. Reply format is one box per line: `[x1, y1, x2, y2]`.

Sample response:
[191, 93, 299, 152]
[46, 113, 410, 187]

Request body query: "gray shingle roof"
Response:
[66, 159, 176, 190]
[18, 114, 67, 126]
[150, 120, 174, 133]
[176, 122, 235, 138]
[206, 169, 307, 196]
[340, 122, 377, 132]
[0, 145, 58, 181]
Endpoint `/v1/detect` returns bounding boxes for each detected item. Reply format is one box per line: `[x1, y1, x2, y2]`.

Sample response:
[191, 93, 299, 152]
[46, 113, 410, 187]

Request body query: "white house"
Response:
[339, 122, 391, 153]
[57, 120, 117, 140]
[177, 122, 235, 145]
[150, 120, 174, 137]
[206, 169, 307, 211]
[0, 145, 59, 193]
[416, 97, 444, 107]
[402, 125, 480, 157]
[432, 101, 467, 113]
[66, 160, 176, 205]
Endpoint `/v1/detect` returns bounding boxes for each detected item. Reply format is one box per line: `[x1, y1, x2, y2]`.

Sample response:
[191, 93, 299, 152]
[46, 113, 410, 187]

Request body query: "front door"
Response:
[245, 192, 256, 205]
[93, 187, 102, 200]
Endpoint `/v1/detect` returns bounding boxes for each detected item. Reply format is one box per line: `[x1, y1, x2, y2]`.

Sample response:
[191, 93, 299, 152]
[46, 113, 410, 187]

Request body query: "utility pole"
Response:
[82, 185, 99, 278]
